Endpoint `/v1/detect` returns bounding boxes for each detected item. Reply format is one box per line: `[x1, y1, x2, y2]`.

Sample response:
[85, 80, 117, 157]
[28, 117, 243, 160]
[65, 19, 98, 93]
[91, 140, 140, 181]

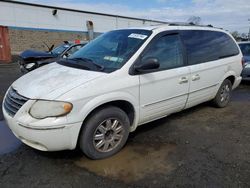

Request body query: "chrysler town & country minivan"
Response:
[3, 24, 242, 159]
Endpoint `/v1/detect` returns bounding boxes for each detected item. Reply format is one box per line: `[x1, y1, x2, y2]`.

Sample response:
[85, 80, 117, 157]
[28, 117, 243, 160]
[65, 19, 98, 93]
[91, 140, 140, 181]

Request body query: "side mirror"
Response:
[134, 58, 160, 73]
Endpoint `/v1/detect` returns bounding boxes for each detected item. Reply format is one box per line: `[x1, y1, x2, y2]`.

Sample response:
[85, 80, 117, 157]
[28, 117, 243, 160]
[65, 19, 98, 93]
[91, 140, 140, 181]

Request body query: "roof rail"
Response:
[150, 22, 223, 30]
[168, 22, 214, 28]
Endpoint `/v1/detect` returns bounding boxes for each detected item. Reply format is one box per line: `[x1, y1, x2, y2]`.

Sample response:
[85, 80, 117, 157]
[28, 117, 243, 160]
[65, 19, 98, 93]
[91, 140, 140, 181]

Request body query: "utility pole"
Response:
[248, 19, 250, 41]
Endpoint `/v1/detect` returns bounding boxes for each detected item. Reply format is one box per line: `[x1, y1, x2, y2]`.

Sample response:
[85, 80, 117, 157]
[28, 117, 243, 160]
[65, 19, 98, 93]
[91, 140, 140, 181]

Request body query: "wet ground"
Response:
[0, 60, 21, 121]
[1, 62, 250, 187]
[0, 121, 21, 155]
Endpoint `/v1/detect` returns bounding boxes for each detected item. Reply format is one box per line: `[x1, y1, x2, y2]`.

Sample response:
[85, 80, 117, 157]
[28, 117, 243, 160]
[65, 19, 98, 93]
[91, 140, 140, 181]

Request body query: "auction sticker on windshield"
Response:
[104, 56, 123, 63]
[128, 33, 148, 40]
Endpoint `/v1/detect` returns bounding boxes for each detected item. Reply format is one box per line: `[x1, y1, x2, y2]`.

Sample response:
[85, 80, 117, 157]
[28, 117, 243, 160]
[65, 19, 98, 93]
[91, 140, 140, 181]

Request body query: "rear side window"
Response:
[181, 30, 239, 65]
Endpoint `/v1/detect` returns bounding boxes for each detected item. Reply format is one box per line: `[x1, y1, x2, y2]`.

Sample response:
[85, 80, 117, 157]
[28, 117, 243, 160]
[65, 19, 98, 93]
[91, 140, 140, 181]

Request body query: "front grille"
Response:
[3, 87, 29, 117]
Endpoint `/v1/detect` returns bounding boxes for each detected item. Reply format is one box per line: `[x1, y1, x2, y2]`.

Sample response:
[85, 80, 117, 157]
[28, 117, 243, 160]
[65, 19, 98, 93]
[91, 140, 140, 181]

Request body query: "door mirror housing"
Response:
[134, 58, 160, 73]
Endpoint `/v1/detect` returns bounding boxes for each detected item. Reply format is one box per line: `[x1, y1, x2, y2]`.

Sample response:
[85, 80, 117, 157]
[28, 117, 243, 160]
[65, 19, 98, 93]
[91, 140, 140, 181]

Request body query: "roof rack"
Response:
[153, 22, 224, 29]
[168, 22, 214, 28]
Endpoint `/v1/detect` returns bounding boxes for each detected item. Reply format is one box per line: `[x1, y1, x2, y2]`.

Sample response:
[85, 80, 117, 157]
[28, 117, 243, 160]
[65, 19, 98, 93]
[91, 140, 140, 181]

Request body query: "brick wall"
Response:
[8, 28, 91, 54]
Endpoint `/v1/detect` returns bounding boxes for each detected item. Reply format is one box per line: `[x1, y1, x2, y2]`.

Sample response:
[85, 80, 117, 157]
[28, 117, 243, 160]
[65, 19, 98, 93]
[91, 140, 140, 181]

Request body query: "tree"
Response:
[241, 33, 247, 39]
[187, 16, 202, 25]
[231, 31, 240, 40]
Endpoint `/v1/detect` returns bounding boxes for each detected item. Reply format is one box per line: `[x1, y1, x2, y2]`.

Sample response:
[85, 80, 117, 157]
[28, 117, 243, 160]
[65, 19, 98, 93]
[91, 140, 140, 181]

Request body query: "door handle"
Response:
[192, 74, 200, 81]
[179, 77, 188, 84]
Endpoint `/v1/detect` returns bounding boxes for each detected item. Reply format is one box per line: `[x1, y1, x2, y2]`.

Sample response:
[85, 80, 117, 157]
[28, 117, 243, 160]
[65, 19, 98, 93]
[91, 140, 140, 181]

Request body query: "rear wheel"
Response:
[212, 79, 232, 108]
[79, 106, 130, 159]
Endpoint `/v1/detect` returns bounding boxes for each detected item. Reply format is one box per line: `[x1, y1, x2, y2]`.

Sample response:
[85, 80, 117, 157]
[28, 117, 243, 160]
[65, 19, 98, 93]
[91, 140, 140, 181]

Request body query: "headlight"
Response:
[245, 62, 250, 68]
[25, 63, 36, 69]
[29, 100, 73, 119]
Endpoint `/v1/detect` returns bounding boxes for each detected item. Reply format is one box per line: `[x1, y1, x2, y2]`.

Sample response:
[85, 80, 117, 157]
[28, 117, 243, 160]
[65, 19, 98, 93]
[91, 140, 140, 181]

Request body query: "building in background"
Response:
[0, 0, 165, 58]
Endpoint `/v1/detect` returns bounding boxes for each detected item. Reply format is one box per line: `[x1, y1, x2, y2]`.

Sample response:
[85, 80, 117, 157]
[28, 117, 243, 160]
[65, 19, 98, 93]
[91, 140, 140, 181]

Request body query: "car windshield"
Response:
[51, 44, 70, 55]
[239, 43, 250, 56]
[58, 29, 152, 73]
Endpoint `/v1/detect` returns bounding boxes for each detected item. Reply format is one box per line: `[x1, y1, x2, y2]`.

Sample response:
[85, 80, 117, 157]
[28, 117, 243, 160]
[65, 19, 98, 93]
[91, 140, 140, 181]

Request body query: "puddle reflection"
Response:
[75, 143, 176, 183]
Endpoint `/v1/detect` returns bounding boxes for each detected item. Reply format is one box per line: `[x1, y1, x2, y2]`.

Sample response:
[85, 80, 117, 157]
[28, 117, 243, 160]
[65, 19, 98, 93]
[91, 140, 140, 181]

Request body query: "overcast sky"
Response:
[17, 0, 250, 33]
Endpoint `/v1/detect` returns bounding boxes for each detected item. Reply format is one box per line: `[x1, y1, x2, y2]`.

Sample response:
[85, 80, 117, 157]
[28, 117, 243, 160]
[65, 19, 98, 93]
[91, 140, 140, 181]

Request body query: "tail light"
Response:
[242, 58, 245, 68]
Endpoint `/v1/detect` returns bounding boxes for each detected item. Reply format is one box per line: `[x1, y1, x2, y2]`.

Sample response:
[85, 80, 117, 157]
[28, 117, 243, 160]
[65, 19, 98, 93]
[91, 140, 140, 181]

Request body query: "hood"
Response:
[12, 63, 106, 99]
[20, 50, 56, 60]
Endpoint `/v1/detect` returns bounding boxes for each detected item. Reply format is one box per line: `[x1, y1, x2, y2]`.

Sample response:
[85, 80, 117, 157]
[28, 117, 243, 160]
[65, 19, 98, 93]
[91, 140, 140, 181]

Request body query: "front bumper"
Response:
[2, 104, 82, 151]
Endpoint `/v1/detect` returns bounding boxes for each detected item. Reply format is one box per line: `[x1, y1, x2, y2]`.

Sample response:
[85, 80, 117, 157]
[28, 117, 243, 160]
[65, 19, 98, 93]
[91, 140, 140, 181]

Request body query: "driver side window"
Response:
[142, 34, 184, 70]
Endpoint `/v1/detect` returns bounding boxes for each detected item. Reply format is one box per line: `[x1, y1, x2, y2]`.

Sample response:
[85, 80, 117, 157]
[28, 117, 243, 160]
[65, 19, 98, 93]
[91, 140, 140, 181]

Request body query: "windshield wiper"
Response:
[57, 58, 91, 70]
[70, 57, 104, 71]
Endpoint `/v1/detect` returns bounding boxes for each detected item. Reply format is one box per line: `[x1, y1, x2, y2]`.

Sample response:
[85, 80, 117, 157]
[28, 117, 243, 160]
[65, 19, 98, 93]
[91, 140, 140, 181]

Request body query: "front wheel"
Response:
[79, 106, 130, 159]
[212, 79, 232, 108]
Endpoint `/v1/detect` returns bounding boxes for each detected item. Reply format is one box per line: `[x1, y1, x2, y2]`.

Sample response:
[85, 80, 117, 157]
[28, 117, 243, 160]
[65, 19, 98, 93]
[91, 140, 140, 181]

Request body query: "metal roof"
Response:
[1, 0, 167, 24]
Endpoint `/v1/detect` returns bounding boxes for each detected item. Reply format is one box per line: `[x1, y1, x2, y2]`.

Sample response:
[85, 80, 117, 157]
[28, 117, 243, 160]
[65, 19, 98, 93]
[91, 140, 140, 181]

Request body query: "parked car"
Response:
[3, 24, 242, 159]
[19, 41, 87, 73]
[238, 41, 250, 80]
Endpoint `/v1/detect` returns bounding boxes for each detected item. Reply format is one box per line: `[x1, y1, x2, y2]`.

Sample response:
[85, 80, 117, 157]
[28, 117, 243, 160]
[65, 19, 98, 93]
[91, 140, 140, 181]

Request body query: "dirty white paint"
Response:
[0, 1, 164, 33]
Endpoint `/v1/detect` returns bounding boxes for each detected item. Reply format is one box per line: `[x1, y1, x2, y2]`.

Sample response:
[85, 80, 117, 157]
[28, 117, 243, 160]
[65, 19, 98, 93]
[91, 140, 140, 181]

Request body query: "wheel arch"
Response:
[225, 75, 235, 86]
[221, 71, 238, 89]
[78, 92, 139, 132]
[75, 96, 139, 149]
[82, 100, 136, 127]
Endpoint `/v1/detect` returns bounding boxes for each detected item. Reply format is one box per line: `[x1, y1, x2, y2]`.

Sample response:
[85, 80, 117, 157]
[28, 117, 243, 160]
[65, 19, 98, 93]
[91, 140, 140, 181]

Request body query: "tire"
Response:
[212, 79, 232, 108]
[79, 106, 130, 159]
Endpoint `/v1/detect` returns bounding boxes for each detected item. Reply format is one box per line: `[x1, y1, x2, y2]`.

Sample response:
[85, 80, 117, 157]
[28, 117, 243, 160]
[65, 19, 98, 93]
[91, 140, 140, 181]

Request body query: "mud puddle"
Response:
[0, 121, 22, 155]
[75, 143, 176, 183]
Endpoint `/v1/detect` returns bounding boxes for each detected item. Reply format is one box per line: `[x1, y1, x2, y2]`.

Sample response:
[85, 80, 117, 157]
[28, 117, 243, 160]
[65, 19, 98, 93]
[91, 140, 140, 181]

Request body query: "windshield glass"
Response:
[51, 44, 70, 55]
[239, 43, 250, 56]
[60, 29, 152, 73]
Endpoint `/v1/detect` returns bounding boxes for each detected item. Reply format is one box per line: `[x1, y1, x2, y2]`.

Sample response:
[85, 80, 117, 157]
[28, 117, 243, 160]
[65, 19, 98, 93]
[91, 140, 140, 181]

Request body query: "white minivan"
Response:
[3, 24, 242, 159]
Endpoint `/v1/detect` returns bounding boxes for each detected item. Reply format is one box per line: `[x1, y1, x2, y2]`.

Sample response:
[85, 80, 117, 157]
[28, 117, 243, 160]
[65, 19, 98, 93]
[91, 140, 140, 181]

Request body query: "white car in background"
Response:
[3, 23, 242, 159]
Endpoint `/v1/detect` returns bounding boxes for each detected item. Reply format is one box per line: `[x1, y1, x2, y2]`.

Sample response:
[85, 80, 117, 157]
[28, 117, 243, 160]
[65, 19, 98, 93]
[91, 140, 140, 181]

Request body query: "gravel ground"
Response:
[0, 62, 250, 187]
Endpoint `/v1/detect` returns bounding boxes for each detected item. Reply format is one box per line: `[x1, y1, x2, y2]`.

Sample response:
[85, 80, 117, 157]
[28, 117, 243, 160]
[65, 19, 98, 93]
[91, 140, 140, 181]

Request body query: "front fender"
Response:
[69, 91, 140, 132]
